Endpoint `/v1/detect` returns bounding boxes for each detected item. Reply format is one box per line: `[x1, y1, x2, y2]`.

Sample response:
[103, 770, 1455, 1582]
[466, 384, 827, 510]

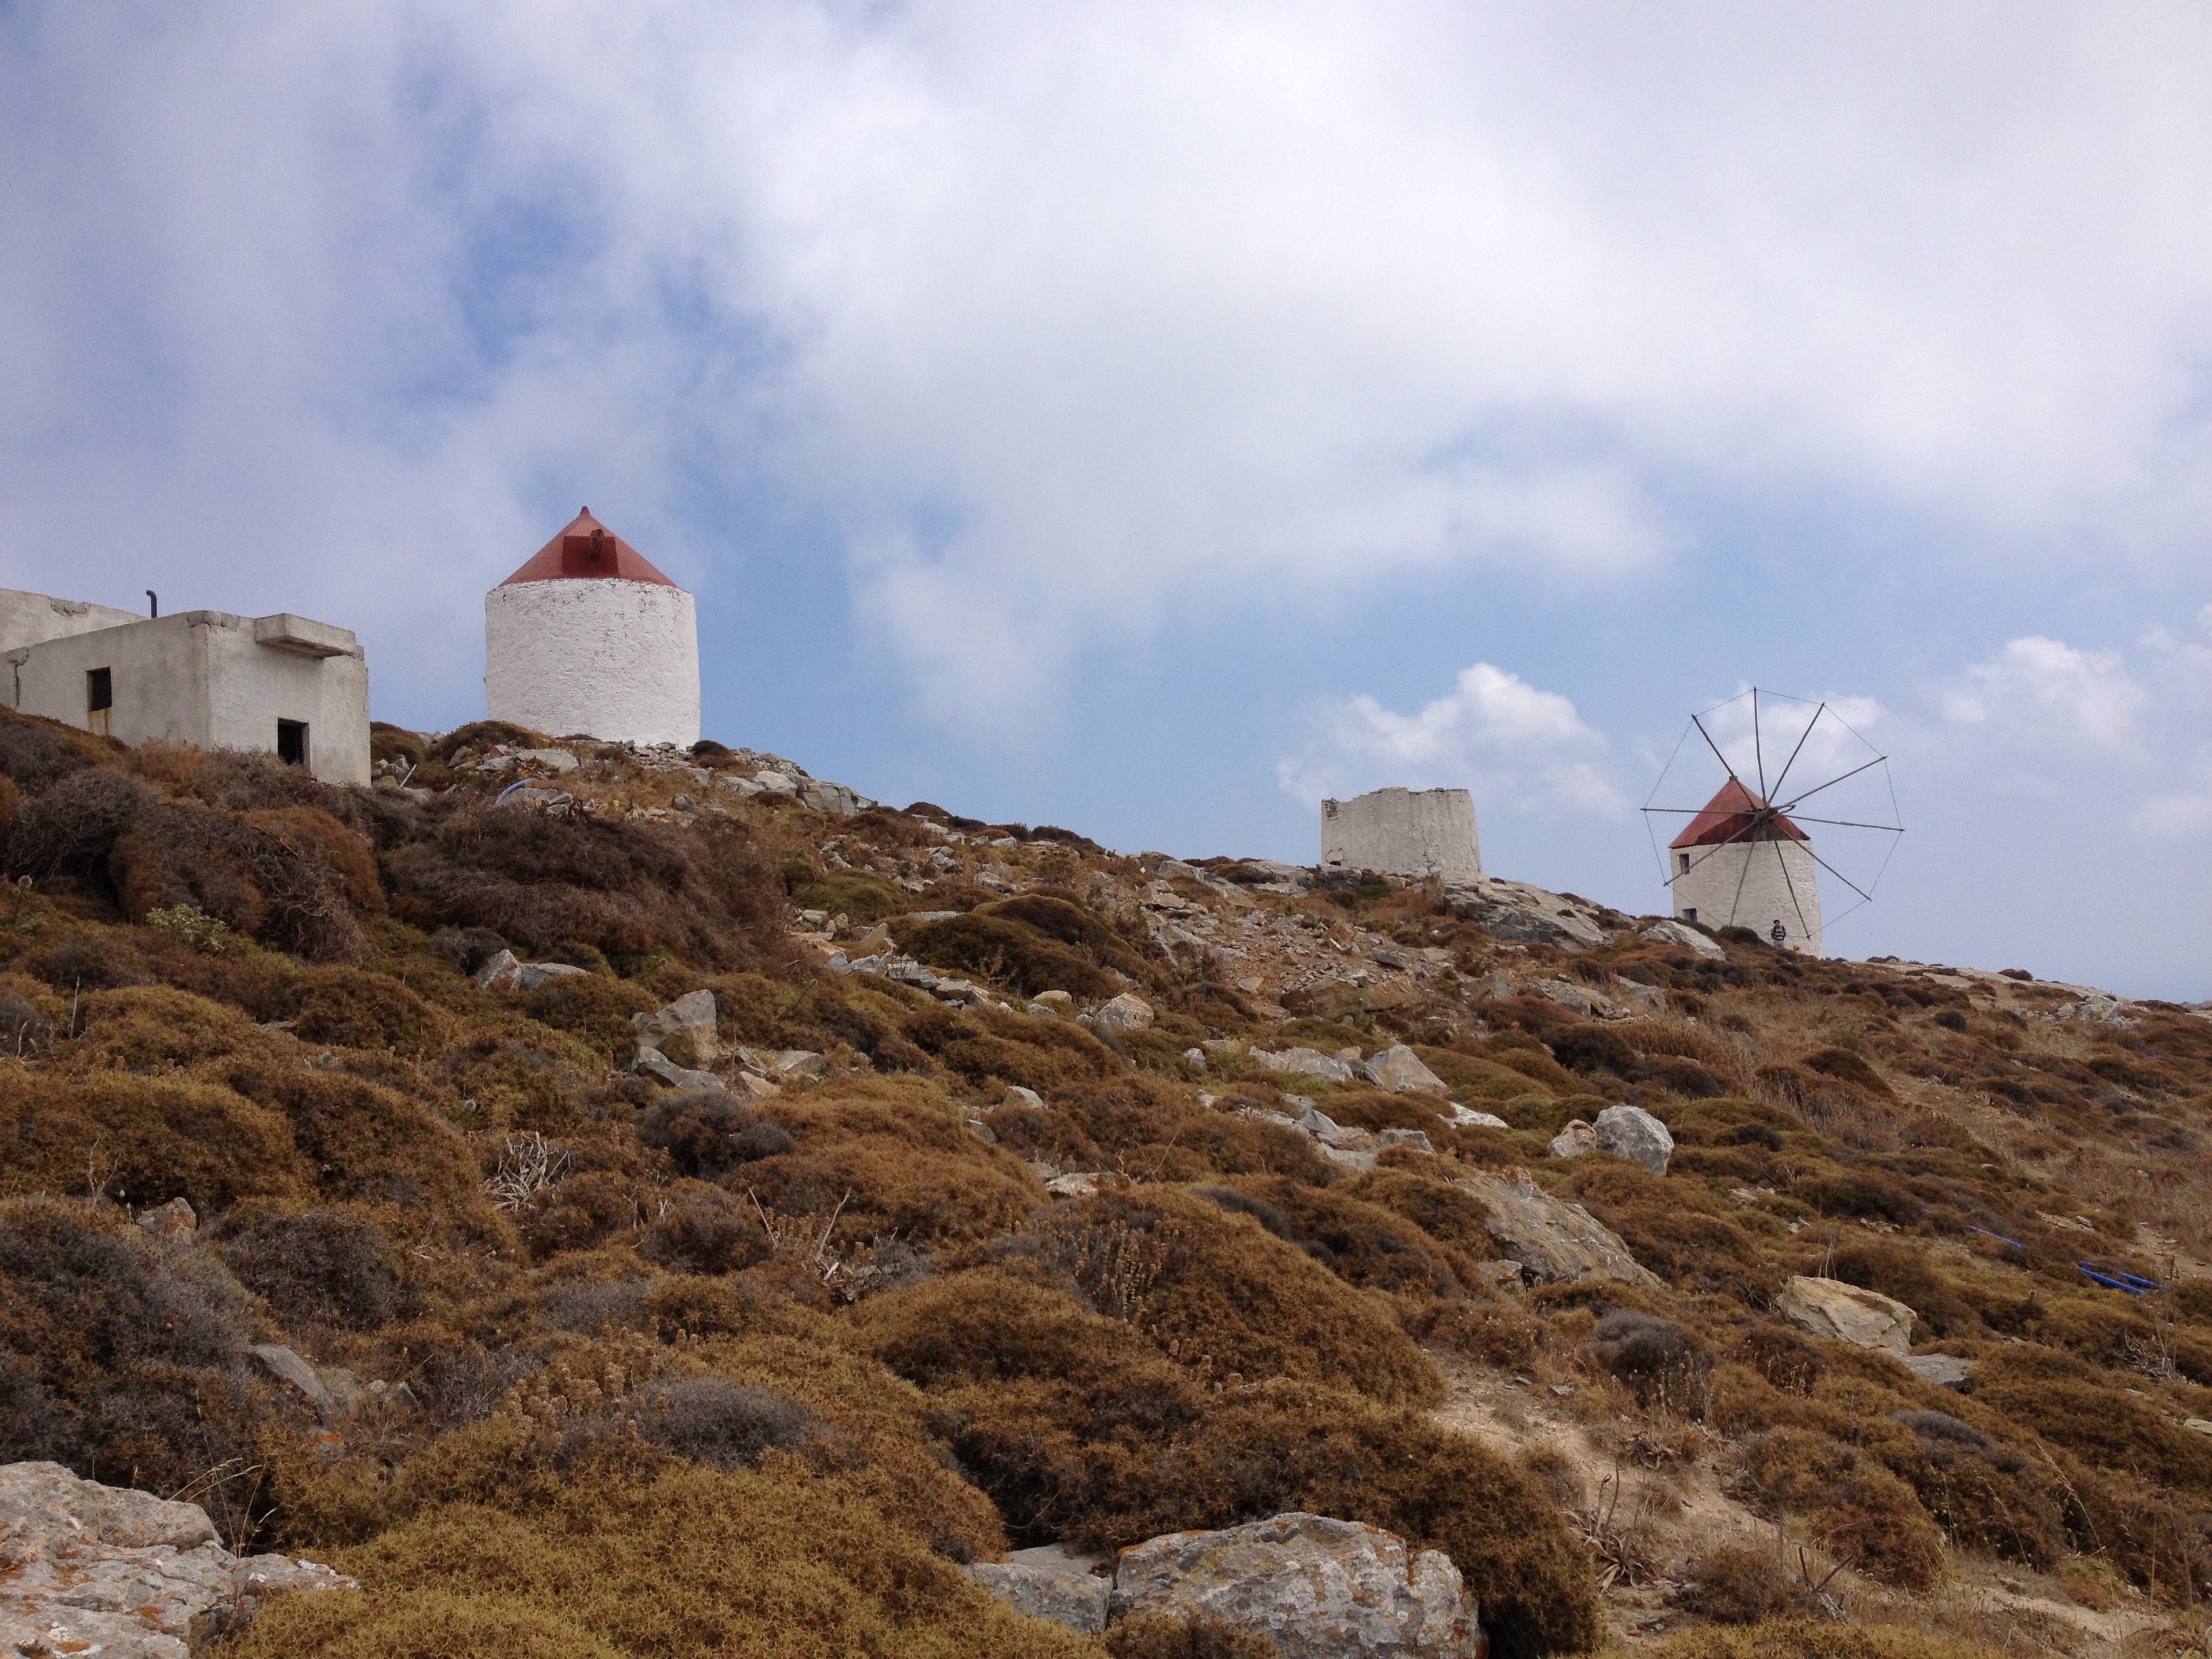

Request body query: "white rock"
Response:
[1254, 1046, 1359, 1084]
[1452, 1168, 1662, 1288]
[1362, 1045, 1449, 1096]
[632, 989, 720, 1068]
[1549, 1120, 1597, 1159]
[1639, 918, 1725, 960]
[1776, 1275, 1917, 1355]
[1440, 876, 1607, 950]
[1593, 1104, 1675, 1175]
[1094, 992, 1155, 1032]
[472, 948, 521, 990]
[1002, 1086, 1046, 1110]
[1111, 1511, 1483, 1659]
[514, 962, 588, 991]
[1438, 1105, 1509, 1130]
[250, 1343, 337, 1417]
[135, 1197, 197, 1241]
[1900, 1353, 1977, 1389]
[0, 1461, 353, 1659]
[964, 1560, 1111, 1635]
[634, 1048, 726, 1093]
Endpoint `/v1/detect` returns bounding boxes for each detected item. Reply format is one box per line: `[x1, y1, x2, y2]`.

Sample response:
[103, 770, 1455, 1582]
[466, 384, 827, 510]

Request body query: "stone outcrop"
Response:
[964, 1547, 1111, 1635]
[1639, 917, 1725, 960]
[1110, 1511, 1482, 1659]
[1549, 1120, 1597, 1160]
[633, 989, 720, 1068]
[135, 1197, 197, 1241]
[1776, 1275, 1916, 1355]
[1593, 1104, 1674, 1174]
[1237, 1101, 1433, 1174]
[1362, 1045, 1449, 1096]
[1900, 1353, 1977, 1389]
[1254, 1046, 1360, 1084]
[0, 1462, 353, 1658]
[634, 1048, 726, 1093]
[473, 949, 589, 993]
[1441, 876, 1608, 949]
[1452, 1168, 1662, 1288]
[1094, 993, 1155, 1033]
[1439, 1103, 1509, 1130]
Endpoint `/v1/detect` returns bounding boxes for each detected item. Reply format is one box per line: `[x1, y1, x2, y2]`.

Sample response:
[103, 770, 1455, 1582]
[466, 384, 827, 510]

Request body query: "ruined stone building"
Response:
[485, 508, 699, 749]
[0, 589, 369, 785]
[1321, 786, 1483, 880]
[1669, 779, 1823, 955]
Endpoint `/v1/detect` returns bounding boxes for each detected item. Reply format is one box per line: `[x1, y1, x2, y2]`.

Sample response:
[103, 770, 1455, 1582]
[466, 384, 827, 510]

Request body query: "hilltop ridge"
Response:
[1, 712, 2209, 1659]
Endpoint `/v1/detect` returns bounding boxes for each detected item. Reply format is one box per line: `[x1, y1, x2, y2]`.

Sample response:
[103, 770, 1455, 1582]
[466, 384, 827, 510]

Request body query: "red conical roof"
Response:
[1670, 778, 1810, 848]
[499, 508, 676, 587]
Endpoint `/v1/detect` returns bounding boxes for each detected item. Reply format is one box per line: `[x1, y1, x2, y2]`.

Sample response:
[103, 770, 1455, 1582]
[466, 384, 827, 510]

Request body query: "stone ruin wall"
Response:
[1320, 786, 1482, 880]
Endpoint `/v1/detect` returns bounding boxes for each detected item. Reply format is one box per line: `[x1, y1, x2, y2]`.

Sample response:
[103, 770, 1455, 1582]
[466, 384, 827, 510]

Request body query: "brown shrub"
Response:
[894, 912, 1118, 999]
[906, 1001, 1123, 1092]
[1106, 1613, 1278, 1658]
[1881, 1410, 2066, 1570]
[521, 972, 659, 1057]
[0, 710, 104, 796]
[1197, 1176, 1475, 1301]
[7, 766, 157, 888]
[245, 805, 385, 912]
[1645, 1621, 2006, 1658]
[1002, 1189, 1442, 1406]
[791, 869, 905, 924]
[1673, 1544, 1828, 1624]
[734, 1077, 1047, 1250]
[1739, 1426, 1946, 1591]
[72, 985, 276, 1070]
[1549, 1160, 1769, 1298]
[388, 805, 785, 970]
[211, 1207, 403, 1335]
[289, 967, 453, 1056]
[1969, 1346, 2212, 1502]
[112, 798, 367, 962]
[635, 1181, 773, 1275]
[1824, 1240, 1979, 1339]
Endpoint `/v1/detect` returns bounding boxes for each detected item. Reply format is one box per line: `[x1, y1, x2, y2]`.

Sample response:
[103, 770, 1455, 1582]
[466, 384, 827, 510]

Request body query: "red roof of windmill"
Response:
[499, 508, 676, 587]
[1670, 779, 1811, 849]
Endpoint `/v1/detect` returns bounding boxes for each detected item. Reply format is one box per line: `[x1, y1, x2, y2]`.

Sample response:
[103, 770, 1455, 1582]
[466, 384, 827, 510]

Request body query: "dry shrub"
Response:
[792, 869, 905, 923]
[71, 985, 276, 1070]
[895, 912, 1118, 999]
[1969, 1345, 2212, 1502]
[1106, 1612, 1279, 1659]
[24, 928, 149, 991]
[1005, 1189, 1442, 1406]
[1824, 1240, 1979, 1339]
[1549, 1159, 1769, 1300]
[905, 1000, 1124, 1094]
[229, 1460, 1090, 1659]
[1674, 1544, 1828, 1624]
[1343, 1168, 1515, 1263]
[854, 1272, 1597, 1659]
[1738, 1426, 1946, 1591]
[388, 804, 785, 970]
[0, 1197, 259, 1499]
[212, 1207, 402, 1335]
[111, 798, 367, 962]
[636, 1181, 772, 1275]
[1196, 1176, 1476, 1301]
[733, 1077, 1046, 1250]
[0, 1067, 310, 1214]
[1882, 1410, 2066, 1570]
[289, 967, 453, 1056]
[521, 1170, 647, 1262]
[1646, 1622, 2005, 1658]
[521, 972, 658, 1057]
[1408, 1295, 1547, 1368]
[7, 766, 157, 887]
[639, 1092, 794, 1179]
[1757, 1064, 1902, 1149]
[1589, 1309, 1691, 1399]
[1729, 1324, 1827, 1395]
[0, 710, 104, 796]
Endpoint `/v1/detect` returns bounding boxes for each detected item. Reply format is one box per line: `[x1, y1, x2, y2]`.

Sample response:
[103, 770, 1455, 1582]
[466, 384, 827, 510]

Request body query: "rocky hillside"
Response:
[1, 709, 2209, 1659]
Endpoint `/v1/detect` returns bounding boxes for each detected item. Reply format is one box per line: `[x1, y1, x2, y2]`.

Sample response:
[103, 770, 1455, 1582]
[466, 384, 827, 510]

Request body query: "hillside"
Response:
[1, 710, 2209, 1659]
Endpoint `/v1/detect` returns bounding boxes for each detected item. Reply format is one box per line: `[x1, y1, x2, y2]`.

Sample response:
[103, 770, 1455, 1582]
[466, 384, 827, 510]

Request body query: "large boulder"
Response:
[1441, 876, 1607, 950]
[1254, 1046, 1360, 1084]
[1110, 1511, 1482, 1659]
[0, 1462, 352, 1658]
[1639, 918, 1725, 960]
[1593, 1104, 1674, 1174]
[964, 1549, 1111, 1635]
[1776, 1275, 1916, 1355]
[1363, 1046, 1449, 1096]
[1452, 1168, 1662, 1288]
[1094, 992, 1155, 1033]
[633, 989, 720, 1068]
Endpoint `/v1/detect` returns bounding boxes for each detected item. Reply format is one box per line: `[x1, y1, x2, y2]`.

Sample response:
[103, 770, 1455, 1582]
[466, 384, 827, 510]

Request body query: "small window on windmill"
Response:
[1677, 852, 1691, 875]
[276, 719, 308, 767]
[1684, 907, 1698, 923]
[86, 668, 112, 737]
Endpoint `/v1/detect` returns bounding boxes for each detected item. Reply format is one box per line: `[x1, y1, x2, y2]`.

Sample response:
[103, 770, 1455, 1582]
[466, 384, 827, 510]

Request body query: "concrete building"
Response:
[1321, 786, 1482, 880]
[0, 590, 370, 786]
[485, 508, 699, 750]
[1669, 779, 1823, 955]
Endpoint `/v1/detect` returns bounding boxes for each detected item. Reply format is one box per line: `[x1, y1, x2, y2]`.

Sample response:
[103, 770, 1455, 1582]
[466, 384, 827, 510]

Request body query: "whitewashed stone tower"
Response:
[1670, 779, 1823, 954]
[1321, 787, 1482, 880]
[485, 508, 700, 747]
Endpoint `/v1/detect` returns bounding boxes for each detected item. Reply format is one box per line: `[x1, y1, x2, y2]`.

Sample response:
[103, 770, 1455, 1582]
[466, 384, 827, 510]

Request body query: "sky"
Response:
[2, 3, 2209, 998]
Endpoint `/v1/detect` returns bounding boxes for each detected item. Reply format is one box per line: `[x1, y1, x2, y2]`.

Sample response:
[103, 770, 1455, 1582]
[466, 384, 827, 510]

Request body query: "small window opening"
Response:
[1684, 907, 1698, 924]
[86, 668, 112, 737]
[276, 719, 308, 767]
[1677, 851, 1691, 875]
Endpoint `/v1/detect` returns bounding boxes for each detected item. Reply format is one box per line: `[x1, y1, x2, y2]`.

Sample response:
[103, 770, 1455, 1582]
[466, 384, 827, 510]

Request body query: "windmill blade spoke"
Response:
[1773, 838, 1815, 943]
[1784, 815, 1906, 832]
[1776, 753, 1887, 812]
[1727, 823, 1757, 926]
[1766, 701, 1826, 803]
[1692, 714, 1742, 785]
[1803, 843, 1875, 905]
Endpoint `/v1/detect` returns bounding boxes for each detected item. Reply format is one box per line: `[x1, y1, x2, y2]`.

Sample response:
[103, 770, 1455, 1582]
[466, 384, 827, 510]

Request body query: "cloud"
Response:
[1277, 661, 1624, 818]
[6, 5, 2212, 729]
[1938, 636, 2151, 756]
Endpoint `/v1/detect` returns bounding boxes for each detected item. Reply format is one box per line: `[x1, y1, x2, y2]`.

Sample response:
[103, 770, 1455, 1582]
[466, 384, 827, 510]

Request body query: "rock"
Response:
[634, 1048, 727, 1093]
[632, 989, 720, 1068]
[1473, 1260, 1525, 1286]
[135, 1197, 197, 1241]
[964, 1560, 1111, 1635]
[478, 746, 579, 773]
[2186, 1418, 2212, 1437]
[250, 1343, 337, 1416]
[1031, 990, 1074, 1012]
[472, 948, 521, 989]
[1094, 992, 1155, 1033]
[1612, 978, 1664, 1012]
[796, 779, 863, 815]
[1363, 1046, 1449, 1096]
[1185, 1046, 1207, 1068]
[1639, 918, 1725, 960]
[1452, 1168, 1662, 1288]
[1900, 1353, 1978, 1389]
[1441, 876, 1607, 950]
[1002, 1086, 1046, 1110]
[1254, 1046, 1360, 1084]
[514, 962, 588, 991]
[1548, 1121, 1596, 1159]
[767, 1049, 824, 1080]
[1110, 1511, 1482, 1659]
[1776, 1275, 1916, 1355]
[0, 1461, 353, 1659]
[1538, 978, 1612, 1019]
[1046, 1172, 1105, 1199]
[1448, 1107, 1517, 1146]
[1376, 1128, 1435, 1155]
[1593, 1104, 1674, 1174]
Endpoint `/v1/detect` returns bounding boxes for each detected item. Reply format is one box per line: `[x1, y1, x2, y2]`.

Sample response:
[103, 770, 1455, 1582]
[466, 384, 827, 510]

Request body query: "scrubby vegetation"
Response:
[0, 706, 2207, 1656]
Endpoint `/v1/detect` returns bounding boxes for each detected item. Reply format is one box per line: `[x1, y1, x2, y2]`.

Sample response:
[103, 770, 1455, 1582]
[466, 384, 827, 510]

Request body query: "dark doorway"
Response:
[276, 719, 308, 767]
[86, 668, 112, 737]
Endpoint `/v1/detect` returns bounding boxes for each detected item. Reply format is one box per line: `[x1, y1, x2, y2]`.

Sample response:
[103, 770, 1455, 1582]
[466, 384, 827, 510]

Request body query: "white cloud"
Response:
[5, 5, 2212, 726]
[1938, 636, 2151, 756]
[1277, 661, 1624, 819]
